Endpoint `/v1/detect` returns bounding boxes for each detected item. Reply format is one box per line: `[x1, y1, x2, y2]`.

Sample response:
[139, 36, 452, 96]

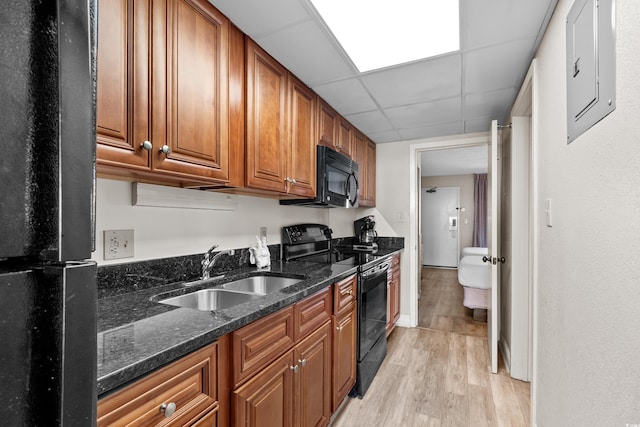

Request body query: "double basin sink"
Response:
[157, 275, 303, 311]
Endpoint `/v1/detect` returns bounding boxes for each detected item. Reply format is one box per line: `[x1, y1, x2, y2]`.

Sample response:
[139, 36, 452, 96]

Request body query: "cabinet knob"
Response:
[160, 402, 177, 417]
[336, 325, 343, 332]
[291, 178, 297, 184]
[290, 364, 299, 373]
[159, 145, 171, 155]
[140, 140, 152, 151]
[298, 358, 307, 367]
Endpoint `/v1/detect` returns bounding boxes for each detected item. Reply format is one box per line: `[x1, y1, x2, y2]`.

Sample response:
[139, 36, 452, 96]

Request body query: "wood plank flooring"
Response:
[331, 328, 531, 426]
[418, 267, 486, 338]
[331, 267, 530, 426]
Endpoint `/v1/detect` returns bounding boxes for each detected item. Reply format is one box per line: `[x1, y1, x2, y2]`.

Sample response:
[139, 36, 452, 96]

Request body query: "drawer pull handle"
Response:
[160, 402, 177, 417]
[341, 289, 353, 296]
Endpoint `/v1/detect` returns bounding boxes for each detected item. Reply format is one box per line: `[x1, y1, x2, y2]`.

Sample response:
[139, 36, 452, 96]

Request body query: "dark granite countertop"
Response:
[97, 240, 404, 397]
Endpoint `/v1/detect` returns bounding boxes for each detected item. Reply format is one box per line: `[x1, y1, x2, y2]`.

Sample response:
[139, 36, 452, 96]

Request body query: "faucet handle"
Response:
[205, 244, 219, 256]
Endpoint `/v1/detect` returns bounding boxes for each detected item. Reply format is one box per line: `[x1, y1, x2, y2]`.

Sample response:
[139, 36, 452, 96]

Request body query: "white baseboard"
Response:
[396, 314, 413, 328]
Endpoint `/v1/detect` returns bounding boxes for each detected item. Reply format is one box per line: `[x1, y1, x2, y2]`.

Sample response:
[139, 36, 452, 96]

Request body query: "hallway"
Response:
[418, 267, 487, 337]
[331, 267, 530, 426]
[331, 327, 530, 426]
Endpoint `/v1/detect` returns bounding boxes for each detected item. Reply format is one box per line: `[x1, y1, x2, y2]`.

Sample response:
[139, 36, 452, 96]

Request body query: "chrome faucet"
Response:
[201, 245, 235, 279]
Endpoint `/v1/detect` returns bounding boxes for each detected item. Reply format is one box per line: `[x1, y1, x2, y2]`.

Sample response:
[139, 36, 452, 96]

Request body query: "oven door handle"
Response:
[361, 262, 390, 278]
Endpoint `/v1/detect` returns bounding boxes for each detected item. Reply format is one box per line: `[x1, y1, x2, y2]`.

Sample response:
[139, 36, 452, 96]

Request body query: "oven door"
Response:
[357, 262, 389, 361]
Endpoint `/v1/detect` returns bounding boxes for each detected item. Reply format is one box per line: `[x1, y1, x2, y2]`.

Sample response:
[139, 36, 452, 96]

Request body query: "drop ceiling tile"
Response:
[462, 0, 554, 49]
[464, 38, 536, 93]
[344, 110, 393, 134]
[209, 0, 309, 38]
[257, 20, 355, 85]
[385, 97, 462, 129]
[313, 79, 378, 115]
[361, 54, 462, 108]
[398, 122, 464, 141]
[464, 117, 496, 133]
[367, 129, 403, 143]
[464, 88, 516, 120]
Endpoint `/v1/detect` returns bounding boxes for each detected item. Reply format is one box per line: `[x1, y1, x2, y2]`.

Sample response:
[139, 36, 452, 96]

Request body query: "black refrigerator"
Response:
[0, 1, 97, 425]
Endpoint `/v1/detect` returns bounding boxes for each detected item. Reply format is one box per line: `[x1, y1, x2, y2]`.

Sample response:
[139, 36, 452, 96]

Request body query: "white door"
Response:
[421, 187, 460, 268]
[487, 120, 502, 373]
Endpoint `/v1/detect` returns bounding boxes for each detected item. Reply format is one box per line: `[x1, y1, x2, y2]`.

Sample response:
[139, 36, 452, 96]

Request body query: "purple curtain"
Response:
[472, 173, 488, 247]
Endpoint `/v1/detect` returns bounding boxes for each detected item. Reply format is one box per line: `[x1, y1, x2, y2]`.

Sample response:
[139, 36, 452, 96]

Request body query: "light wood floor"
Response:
[331, 267, 530, 426]
[418, 267, 487, 338]
[331, 327, 531, 427]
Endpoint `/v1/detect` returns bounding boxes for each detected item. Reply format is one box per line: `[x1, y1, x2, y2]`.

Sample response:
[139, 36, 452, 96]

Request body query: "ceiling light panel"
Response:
[310, 0, 460, 72]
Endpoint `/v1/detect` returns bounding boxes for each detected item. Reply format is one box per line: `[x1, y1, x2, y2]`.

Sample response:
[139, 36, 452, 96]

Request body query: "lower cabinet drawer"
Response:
[232, 306, 295, 387]
[97, 343, 218, 427]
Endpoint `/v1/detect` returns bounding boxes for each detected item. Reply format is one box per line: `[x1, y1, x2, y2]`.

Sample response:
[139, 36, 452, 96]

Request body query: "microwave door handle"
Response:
[348, 173, 358, 206]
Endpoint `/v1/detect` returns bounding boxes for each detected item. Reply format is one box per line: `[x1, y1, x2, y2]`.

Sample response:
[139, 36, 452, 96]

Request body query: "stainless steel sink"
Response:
[158, 289, 261, 311]
[222, 275, 302, 295]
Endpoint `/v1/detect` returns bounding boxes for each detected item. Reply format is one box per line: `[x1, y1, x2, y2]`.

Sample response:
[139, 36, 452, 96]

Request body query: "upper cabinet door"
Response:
[317, 99, 337, 150]
[96, 0, 151, 170]
[245, 38, 289, 192]
[151, 0, 231, 182]
[335, 116, 353, 159]
[365, 139, 376, 205]
[287, 76, 316, 198]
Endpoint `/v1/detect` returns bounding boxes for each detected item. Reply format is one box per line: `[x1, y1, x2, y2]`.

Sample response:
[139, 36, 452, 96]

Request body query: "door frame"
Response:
[420, 186, 460, 268]
[510, 58, 539, 424]
[408, 133, 490, 328]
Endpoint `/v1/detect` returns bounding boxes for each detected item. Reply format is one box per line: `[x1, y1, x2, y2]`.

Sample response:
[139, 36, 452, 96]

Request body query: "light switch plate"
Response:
[103, 229, 135, 260]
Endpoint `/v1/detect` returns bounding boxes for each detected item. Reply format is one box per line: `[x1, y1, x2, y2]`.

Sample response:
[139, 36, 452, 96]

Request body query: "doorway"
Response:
[416, 146, 487, 337]
[421, 187, 460, 268]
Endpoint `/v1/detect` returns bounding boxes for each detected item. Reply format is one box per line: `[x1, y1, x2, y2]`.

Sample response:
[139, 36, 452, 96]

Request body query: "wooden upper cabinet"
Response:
[151, 0, 231, 182]
[287, 76, 317, 197]
[245, 38, 317, 197]
[365, 139, 376, 205]
[96, 0, 241, 185]
[335, 116, 353, 158]
[245, 38, 289, 193]
[353, 130, 367, 203]
[318, 99, 352, 158]
[317, 99, 337, 150]
[354, 131, 376, 207]
[96, 0, 150, 171]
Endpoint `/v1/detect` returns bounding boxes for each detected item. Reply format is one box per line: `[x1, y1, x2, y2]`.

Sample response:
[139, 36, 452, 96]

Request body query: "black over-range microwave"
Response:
[281, 145, 359, 208]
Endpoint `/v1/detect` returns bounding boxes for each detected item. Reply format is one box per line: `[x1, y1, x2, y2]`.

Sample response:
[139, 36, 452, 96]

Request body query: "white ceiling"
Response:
[208, 0, 557, 144]
[420, 145, 488, 177]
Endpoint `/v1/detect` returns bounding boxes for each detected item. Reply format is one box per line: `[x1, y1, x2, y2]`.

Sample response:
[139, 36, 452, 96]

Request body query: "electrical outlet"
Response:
[103, 229, 134, 260]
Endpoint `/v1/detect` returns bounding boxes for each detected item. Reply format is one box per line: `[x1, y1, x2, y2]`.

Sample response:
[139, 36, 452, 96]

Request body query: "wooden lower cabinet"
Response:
[332, 302, 357, 412]
[97, 342, 221, 426]
[386, 254, 401, 336]
[232, 322, 332, 427]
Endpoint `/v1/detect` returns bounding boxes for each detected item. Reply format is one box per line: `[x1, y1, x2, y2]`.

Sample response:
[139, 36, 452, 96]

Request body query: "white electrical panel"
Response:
[566, 0, 616, 143]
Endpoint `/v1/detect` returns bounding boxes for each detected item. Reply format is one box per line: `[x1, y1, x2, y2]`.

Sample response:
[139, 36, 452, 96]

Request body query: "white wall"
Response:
[532, 0, 640, 424]
[375, 133, 489, 322]
[93, 179, 395, 265]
